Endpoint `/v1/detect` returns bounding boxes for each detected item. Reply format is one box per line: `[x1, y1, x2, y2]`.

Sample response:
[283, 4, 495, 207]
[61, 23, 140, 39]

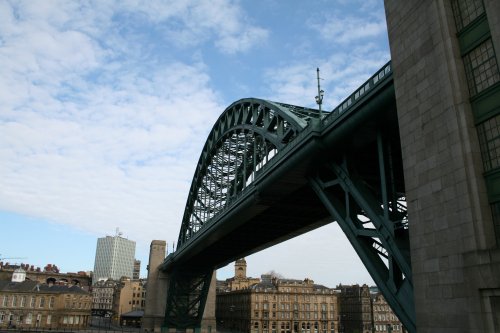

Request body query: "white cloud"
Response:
[0, 1, 229, 247]
[310, 10, 387, 45]
[113, 0, 269, 54]
[0, 0, 384, 285]
[263, 43, 389, 110]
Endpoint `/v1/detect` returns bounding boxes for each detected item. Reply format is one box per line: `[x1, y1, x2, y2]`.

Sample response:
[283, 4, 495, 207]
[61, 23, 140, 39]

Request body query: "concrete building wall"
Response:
[384, 0, 500, 332]
[93, 236, 136, 283]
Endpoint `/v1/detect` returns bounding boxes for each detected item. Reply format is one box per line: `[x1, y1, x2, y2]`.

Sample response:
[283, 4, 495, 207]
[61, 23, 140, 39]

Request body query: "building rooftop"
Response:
[0, 280, 89, 294]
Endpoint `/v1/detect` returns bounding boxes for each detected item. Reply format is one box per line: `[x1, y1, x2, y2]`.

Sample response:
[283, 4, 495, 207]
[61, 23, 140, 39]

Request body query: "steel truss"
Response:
[308, 131, 415, 333]
[177, 99, 319, 248]
[163, 267, 213, 331]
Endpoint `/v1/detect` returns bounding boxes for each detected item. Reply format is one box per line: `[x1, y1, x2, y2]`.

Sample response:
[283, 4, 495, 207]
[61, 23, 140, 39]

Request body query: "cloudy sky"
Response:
[0, 0, 390, 287]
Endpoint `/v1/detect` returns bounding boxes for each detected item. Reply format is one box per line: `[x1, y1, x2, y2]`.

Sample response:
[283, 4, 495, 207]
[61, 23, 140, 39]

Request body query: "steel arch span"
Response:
[177, 98, 320, 248]
[161, 62, 415, 333]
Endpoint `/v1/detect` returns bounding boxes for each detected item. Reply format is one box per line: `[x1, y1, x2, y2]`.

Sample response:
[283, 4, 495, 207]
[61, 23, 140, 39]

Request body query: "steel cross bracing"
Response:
[177, 99, 319, 247]
[308, 130, 415, 333]
[163, 267, 213, 330]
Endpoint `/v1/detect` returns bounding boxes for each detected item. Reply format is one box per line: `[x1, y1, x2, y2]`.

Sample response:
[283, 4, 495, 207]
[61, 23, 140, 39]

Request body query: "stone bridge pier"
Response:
[142, 240, 216, 333]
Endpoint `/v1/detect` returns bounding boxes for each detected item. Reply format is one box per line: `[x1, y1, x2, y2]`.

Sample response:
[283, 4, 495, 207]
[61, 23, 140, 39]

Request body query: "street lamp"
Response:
[315, 68, 324, 119]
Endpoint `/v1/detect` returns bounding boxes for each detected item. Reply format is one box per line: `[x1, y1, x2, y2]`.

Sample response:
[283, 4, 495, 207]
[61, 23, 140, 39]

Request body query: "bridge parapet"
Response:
[323, 61, 392, 125]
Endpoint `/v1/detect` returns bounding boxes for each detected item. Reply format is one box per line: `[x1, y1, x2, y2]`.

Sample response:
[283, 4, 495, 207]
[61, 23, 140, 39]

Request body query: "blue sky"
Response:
[0, 0, 390, 287]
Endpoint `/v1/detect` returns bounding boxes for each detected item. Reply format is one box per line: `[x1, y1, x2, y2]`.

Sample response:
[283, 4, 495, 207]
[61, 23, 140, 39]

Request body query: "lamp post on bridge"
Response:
[315, 67, 324, 120]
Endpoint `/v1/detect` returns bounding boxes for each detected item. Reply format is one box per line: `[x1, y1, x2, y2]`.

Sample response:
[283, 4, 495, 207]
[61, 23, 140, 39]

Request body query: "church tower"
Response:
[234, 258, 247, 279]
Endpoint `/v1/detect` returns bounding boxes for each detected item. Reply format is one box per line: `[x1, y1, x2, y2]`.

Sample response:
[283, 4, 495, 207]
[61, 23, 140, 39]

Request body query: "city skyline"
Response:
[0, 0, 390, 287]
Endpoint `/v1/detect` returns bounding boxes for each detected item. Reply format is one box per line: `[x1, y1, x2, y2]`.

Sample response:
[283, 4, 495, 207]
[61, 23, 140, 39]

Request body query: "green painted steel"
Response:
[308, 133, 415, 333]
[177, 99, 320, 249]
[162, 62, 416, 332]
[163, 267, 213, 330]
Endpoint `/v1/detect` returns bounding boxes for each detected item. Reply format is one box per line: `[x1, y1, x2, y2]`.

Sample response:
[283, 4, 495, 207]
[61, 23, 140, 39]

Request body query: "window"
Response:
[12, 296, 17, 307]
[47, 315, 52, 325]
[30, 297, 35, 308]
[39, 297, 45, 308]
[20, 296, 26, 308]
[2, 296, 8, 307]
[26, 313, 32, 325]
[451, 0, 484, 31]
[463, 39, 500, 96]
[49, 297, 55, 308]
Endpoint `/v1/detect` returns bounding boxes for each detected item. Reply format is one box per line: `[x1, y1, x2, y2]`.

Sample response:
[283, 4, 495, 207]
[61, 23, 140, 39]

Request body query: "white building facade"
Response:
[93, 236, 136, 284]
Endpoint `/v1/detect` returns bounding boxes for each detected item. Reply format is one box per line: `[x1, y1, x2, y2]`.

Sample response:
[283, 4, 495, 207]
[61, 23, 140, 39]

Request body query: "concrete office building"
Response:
[93, 235, 136, 284]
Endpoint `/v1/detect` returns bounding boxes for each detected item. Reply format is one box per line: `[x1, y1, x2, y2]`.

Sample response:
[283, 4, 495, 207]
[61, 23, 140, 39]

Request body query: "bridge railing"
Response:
[322, 61, 392, 126]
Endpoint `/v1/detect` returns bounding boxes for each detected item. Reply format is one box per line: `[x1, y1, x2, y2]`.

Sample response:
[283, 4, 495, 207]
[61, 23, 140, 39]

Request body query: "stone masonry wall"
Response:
[384, 0, 500, 332]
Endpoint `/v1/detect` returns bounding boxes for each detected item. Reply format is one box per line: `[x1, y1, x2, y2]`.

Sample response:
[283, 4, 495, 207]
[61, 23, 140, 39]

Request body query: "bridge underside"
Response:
[161, 64, 415, 332]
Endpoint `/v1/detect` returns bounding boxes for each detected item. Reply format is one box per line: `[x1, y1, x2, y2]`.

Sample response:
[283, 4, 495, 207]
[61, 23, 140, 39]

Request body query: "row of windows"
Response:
[1, 296, 54, 309]
[250, 320, 335, 333]
[254, 311, 335, 320]
[255, 303, 334, 311]
[255, 295, 335, 302]
[373, 304, 391, 312]
[374, 324, 402, 332]
[373, 313, 398, 321]
[0, 312, 50, 325]
[0, 312, 90, 326]
[64, 301, 90, 309]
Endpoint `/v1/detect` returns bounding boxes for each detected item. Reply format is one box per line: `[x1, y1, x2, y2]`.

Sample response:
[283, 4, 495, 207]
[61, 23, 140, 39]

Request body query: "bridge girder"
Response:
[163, 62, 416, 333]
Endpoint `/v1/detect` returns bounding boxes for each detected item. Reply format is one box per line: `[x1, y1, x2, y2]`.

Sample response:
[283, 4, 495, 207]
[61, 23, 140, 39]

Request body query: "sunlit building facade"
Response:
[217, 261, 340, 333]
[0, 273, 91, 330]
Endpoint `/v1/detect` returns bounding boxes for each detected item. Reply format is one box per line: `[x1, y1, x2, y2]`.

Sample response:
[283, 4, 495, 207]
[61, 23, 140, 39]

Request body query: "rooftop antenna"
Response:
[315, 67, 325, 119]
[115, 227, 123, 237]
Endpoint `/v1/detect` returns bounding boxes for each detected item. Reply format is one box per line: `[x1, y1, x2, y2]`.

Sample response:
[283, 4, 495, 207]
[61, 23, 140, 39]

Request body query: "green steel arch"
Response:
[177, 98, 320, 248]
